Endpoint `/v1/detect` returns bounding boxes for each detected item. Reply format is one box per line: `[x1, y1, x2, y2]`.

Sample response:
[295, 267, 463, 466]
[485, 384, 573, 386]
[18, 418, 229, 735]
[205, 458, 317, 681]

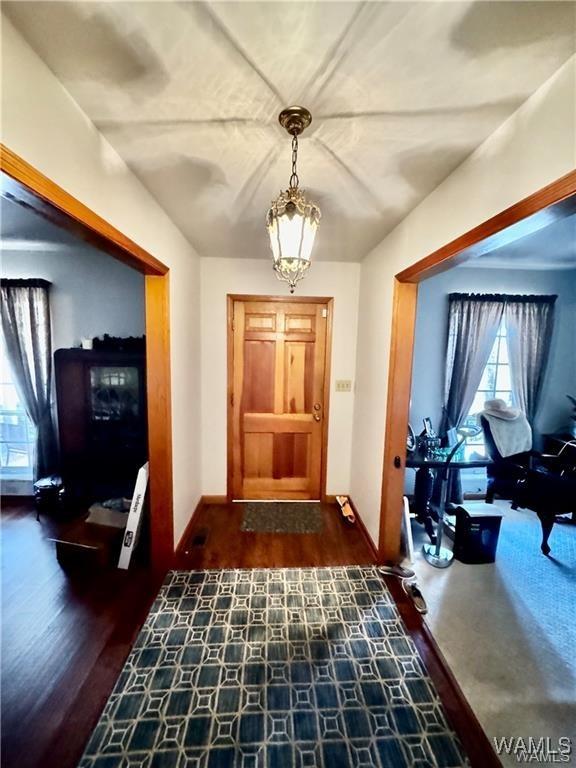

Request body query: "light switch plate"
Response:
[335, 380, 352, 392]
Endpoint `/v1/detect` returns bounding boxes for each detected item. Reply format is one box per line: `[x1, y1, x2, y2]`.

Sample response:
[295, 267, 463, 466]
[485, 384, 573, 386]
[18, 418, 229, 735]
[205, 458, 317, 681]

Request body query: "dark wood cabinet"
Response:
[54, 349, 147, 504]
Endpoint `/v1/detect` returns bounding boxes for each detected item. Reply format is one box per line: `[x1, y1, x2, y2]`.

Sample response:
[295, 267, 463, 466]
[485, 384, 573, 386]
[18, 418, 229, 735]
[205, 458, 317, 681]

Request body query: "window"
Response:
[462, 319, 513, 459]
[0, 347, 35, 480]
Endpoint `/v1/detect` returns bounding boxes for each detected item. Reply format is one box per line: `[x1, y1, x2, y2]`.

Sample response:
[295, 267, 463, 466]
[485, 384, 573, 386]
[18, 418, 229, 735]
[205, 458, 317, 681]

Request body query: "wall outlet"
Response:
[335, 380, 352, 392]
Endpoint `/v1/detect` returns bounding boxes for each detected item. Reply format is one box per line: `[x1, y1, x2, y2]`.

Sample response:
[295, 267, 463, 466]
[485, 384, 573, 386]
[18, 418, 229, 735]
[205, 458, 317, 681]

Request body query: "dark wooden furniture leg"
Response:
[536, 510, 555, 556]
[414, 466, 437, 542]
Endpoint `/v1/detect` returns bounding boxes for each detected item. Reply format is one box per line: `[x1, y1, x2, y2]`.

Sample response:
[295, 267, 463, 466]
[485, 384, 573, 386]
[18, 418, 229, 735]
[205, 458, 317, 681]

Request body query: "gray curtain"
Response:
[0, 279, 58, 480]
[439, 293, 505, 503]
[505, 295, 556, 425]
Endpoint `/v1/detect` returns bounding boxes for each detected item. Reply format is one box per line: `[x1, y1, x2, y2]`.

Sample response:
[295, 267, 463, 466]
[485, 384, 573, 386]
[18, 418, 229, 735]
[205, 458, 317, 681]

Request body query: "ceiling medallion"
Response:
[266, 106, 321, 294]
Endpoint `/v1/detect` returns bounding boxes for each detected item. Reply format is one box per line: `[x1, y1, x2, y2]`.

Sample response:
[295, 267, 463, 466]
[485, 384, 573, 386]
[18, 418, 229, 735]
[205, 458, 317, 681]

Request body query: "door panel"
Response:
[230, 298, 330, 500]
[243, 341, 275, 412]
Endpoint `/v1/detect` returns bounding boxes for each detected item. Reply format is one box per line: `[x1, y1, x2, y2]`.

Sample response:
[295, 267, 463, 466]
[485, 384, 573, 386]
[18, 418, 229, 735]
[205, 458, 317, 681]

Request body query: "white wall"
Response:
[2, 248, 145, 350]
[1, 17, 201, 546]
[200, 258, 360, 496]
[409, 266, 576, 439]
[351, 56, 576, 547]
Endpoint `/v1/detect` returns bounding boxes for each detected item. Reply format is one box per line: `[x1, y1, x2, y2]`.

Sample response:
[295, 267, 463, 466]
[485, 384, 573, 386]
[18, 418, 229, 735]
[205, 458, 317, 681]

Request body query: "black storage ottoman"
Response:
[33, 474, 63, 518]
[453, 502, 503, 564]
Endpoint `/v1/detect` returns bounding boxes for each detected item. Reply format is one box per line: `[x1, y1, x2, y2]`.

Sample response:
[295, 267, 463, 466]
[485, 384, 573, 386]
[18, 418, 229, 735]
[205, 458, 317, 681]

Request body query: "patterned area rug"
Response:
[79, 566, 467, 767]
[241, 502, 323, 534]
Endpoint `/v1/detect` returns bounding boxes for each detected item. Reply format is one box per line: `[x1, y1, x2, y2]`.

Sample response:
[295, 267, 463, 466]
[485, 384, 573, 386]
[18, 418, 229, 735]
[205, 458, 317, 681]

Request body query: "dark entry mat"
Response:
[241, 502, 323, 533]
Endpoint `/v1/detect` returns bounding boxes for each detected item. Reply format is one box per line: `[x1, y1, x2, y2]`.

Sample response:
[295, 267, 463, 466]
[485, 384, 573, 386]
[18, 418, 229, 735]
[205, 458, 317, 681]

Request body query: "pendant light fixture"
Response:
[266, 106, 321, 294]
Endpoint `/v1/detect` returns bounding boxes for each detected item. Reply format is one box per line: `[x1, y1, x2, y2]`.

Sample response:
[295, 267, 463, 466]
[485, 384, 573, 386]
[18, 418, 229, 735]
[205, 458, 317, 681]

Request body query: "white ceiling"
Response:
[460, 212, 576, 271]
[0, 194, 98, 253]
[4, 1, 575, 262]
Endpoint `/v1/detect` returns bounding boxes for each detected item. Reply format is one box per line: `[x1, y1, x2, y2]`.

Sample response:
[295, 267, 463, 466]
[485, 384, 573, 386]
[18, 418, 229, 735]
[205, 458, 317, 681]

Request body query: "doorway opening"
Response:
[379, 169, 576, 563]
[379, 169, 576, 755]
[1, 145, 174, 571]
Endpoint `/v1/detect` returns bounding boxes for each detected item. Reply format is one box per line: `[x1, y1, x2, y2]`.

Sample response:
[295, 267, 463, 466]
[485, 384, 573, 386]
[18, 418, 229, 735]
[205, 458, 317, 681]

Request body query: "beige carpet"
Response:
[408, 501, 576, 767]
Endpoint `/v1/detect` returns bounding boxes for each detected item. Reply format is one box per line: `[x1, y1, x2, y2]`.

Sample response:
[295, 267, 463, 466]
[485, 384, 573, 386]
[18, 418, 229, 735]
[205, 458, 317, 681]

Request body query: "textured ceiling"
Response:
[4, 1, 575, 262]
[461, 212, 576, 271]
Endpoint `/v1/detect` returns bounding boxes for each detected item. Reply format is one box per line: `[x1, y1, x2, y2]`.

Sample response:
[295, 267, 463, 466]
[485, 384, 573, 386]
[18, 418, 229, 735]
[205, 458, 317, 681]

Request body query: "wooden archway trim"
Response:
[379, 168, 576, 562]
[0, 145, 168, 275]
[1, 143, 174, 572]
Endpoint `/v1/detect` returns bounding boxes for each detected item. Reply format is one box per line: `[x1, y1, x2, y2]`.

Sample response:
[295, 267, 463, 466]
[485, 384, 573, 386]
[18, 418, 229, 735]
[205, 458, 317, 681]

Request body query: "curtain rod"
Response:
[448, 292, 557, 303]
[1, 279, 52, 289]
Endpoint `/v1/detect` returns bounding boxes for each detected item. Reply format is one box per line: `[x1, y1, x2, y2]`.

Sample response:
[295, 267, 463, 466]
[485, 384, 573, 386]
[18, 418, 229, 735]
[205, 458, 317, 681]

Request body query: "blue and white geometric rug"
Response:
[79, 566, 468, 767]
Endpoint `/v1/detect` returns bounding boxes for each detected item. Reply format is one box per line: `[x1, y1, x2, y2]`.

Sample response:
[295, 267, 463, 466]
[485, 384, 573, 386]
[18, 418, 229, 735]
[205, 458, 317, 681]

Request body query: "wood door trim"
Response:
[1, 143, 174, 572]
[227, 294, 333, 503]
[379, 169, 576, 563]
[228, 294, 333, 304]
[396, 169, 576, 284]
[320, 299, 333, 503]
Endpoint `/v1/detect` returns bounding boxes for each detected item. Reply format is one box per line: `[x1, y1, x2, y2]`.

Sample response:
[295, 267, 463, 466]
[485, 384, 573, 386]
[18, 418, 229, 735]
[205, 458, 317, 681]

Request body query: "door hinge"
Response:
[322, 308, 328, 318]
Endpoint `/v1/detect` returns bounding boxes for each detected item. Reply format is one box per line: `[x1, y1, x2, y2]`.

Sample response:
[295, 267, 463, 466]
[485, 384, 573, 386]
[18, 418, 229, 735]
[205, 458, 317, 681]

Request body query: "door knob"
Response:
[314, 413, 321, 422]
[313, 403, 321, 411]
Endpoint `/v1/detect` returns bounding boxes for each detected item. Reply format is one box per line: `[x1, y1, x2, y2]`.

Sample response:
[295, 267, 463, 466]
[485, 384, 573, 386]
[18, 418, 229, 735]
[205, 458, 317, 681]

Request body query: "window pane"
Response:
[0, 414, 29, 442]
[495, 390, 513, 405]
[479, 364, 496, 391]
[1, 443, 31, 468]
[0, 383, 22, 410]
[464, 443, 488, 460]
[469, 392, 487, 415]
[0, 350, 35, 480]
[487, 337, 499, 364]
[496, 365, 511, 391]
[462, 318, 513, 459]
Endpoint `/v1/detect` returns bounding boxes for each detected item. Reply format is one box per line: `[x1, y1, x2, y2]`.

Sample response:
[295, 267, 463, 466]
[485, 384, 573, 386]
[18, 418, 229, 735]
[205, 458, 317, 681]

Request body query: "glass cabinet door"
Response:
[89, 366, 140, 422]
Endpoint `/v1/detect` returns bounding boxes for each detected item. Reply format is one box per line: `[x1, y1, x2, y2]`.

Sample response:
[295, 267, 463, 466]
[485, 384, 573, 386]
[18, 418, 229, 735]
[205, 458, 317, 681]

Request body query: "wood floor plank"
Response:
[174, 501, 376, 570]
[1, 500, 161, 768]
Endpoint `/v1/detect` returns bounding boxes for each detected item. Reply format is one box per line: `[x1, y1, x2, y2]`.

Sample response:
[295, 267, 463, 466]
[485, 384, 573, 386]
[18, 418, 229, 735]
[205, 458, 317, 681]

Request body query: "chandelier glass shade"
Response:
[266, 107, 321, 294]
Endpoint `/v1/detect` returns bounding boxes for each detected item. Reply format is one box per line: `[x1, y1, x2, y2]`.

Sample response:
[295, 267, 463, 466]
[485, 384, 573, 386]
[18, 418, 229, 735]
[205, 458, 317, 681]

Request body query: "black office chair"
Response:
[481, 416, 576, 555]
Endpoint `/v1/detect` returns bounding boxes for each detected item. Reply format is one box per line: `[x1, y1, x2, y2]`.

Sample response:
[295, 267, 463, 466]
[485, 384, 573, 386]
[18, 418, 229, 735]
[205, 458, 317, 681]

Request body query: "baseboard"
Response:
[175, 495, 227, 557]
[347, 496, 379, 562]
[202, 495, 227, 505]
[326, 494, 379, 562]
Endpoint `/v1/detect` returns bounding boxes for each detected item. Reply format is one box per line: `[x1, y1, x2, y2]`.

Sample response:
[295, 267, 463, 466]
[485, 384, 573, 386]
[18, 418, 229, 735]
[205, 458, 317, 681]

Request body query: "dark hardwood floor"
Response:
[1, 498, 375, 768]
[2, 497, 497, 768]
[1, 498, 162, 768]
[173, 501, 377, 569]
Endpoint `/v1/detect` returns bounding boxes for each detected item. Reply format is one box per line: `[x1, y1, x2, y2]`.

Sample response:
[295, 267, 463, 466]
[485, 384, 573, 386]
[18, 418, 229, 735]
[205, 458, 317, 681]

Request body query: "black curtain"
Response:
[505, 296, 556, 426]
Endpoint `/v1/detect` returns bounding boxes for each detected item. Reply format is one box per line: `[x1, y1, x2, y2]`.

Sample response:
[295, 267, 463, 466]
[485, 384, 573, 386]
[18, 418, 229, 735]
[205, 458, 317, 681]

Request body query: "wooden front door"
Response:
[229, 296, 332, 500]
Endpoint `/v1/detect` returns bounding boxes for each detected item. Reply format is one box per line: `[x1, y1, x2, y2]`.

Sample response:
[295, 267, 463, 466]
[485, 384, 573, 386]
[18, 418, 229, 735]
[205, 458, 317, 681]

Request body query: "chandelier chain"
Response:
[289, 134, 299, 189]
